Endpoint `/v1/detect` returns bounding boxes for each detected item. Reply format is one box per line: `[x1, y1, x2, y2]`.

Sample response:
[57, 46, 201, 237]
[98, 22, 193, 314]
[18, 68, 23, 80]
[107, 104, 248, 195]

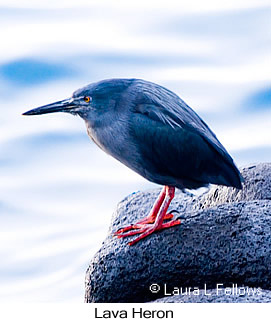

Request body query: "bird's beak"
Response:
[22, 97, 76, 116]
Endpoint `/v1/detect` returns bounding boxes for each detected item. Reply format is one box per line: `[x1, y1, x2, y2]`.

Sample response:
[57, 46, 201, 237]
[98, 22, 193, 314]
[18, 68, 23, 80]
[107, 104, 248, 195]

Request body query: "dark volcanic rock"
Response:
[85, 163, 271, 303]
[199, 163, 271, 209]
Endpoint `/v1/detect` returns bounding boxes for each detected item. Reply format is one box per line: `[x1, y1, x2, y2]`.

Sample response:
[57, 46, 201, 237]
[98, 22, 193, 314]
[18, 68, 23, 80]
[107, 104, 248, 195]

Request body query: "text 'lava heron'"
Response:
[23, 78, 243, 245]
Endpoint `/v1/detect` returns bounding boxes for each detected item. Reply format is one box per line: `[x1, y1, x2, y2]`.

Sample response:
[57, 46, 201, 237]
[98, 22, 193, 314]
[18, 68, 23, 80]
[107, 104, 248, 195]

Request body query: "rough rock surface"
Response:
[85, 163, 271, 303]
[199, 163, 271, 209]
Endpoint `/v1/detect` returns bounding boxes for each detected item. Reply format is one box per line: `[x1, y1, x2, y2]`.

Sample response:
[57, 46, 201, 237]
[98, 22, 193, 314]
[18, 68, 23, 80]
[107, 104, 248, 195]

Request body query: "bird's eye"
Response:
[84, 96, 91, 103]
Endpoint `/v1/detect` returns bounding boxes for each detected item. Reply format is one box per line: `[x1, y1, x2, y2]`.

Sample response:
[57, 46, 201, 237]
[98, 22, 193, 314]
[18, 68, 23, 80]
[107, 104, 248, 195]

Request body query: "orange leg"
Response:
[114, 186, 181, 245]
[114, 186, 172, 235]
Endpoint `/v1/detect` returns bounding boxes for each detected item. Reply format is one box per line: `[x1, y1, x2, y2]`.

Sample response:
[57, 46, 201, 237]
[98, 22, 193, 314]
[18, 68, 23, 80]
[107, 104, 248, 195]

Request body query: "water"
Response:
[0, 1, 270, 302]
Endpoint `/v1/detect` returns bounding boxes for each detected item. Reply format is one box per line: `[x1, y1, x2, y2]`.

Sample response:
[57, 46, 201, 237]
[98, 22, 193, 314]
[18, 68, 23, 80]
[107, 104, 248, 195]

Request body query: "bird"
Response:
[23, 78, 243, 246]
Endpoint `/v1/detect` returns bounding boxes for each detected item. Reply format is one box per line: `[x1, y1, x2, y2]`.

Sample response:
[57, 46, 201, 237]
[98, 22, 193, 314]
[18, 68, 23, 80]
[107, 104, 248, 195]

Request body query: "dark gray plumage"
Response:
[23, 78, 243, 245]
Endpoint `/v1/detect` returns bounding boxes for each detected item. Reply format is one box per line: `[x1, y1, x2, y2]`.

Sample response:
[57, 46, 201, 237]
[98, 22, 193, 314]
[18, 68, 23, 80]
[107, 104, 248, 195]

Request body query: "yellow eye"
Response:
[84, 96, 91, 103]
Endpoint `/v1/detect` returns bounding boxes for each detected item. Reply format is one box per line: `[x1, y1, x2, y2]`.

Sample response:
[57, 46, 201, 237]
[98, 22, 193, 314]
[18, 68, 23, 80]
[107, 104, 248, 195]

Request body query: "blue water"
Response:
[0, 2, 270, 302]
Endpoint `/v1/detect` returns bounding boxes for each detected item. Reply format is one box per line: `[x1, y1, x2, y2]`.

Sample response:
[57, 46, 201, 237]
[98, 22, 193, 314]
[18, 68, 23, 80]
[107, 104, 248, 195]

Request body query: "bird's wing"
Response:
[133, 81, 234, 166]
[129, 111, 218, 188]
[130, 103, 241, 188]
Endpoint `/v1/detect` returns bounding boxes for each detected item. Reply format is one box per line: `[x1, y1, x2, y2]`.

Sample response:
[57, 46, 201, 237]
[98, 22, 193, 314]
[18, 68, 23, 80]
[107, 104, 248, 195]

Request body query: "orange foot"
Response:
[113, 186, 181, 246]
[116, 218, 181, 246]
[114, 212, 174, 235]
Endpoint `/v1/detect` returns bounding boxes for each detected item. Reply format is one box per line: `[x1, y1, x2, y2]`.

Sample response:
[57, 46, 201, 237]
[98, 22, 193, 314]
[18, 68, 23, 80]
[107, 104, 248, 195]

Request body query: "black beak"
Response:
[22, 98, 76, 116]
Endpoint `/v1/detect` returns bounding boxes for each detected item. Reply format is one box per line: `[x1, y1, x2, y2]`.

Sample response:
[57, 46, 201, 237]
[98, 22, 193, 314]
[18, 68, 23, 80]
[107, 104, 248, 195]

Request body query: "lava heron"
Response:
[23, 78, 243, 245]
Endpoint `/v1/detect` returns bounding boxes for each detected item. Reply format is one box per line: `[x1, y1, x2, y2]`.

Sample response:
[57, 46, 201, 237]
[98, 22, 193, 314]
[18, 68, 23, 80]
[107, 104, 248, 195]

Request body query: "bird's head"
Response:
[22, 79, 135, 124]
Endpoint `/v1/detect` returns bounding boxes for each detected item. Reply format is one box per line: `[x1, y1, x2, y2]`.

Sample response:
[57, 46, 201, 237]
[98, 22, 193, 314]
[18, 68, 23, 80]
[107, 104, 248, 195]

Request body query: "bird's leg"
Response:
[114, 186, 173, 235]
[116, 186, 181, 245]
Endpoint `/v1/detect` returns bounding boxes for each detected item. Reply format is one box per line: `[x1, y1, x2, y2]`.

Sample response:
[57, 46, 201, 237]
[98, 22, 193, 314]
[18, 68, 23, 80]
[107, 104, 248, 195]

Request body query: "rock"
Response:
[150, 287, 271, 303]
[199, 163, 271, 209]
[85, 163, 271, 303]
[85, 200, 271, 303]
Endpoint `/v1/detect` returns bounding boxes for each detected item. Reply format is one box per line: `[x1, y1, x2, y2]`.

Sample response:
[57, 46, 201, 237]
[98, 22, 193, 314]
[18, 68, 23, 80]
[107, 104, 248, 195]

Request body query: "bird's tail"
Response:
[216, 159, 244, 189]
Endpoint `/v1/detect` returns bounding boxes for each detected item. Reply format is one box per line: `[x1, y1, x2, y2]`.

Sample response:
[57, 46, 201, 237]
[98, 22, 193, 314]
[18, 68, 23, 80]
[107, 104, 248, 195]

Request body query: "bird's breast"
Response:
[85, 119, 140, 170]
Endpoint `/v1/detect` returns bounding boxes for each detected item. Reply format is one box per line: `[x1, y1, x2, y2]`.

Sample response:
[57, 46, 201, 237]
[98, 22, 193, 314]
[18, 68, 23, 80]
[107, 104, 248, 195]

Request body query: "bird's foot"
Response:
[116, 218, 181, 246]
[114, 186, 179, 245]
[113, 212, 174, 235]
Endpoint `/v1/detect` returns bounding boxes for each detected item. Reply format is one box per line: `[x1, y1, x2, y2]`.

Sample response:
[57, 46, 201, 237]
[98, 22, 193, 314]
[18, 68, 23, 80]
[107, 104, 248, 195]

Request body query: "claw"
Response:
[168, 209, 179, 215]
[176, 215, 186, 220]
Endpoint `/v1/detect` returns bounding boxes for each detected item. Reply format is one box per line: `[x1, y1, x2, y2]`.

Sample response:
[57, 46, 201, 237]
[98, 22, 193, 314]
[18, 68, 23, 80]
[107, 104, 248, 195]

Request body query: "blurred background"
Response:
[0, 0, 270, 302]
